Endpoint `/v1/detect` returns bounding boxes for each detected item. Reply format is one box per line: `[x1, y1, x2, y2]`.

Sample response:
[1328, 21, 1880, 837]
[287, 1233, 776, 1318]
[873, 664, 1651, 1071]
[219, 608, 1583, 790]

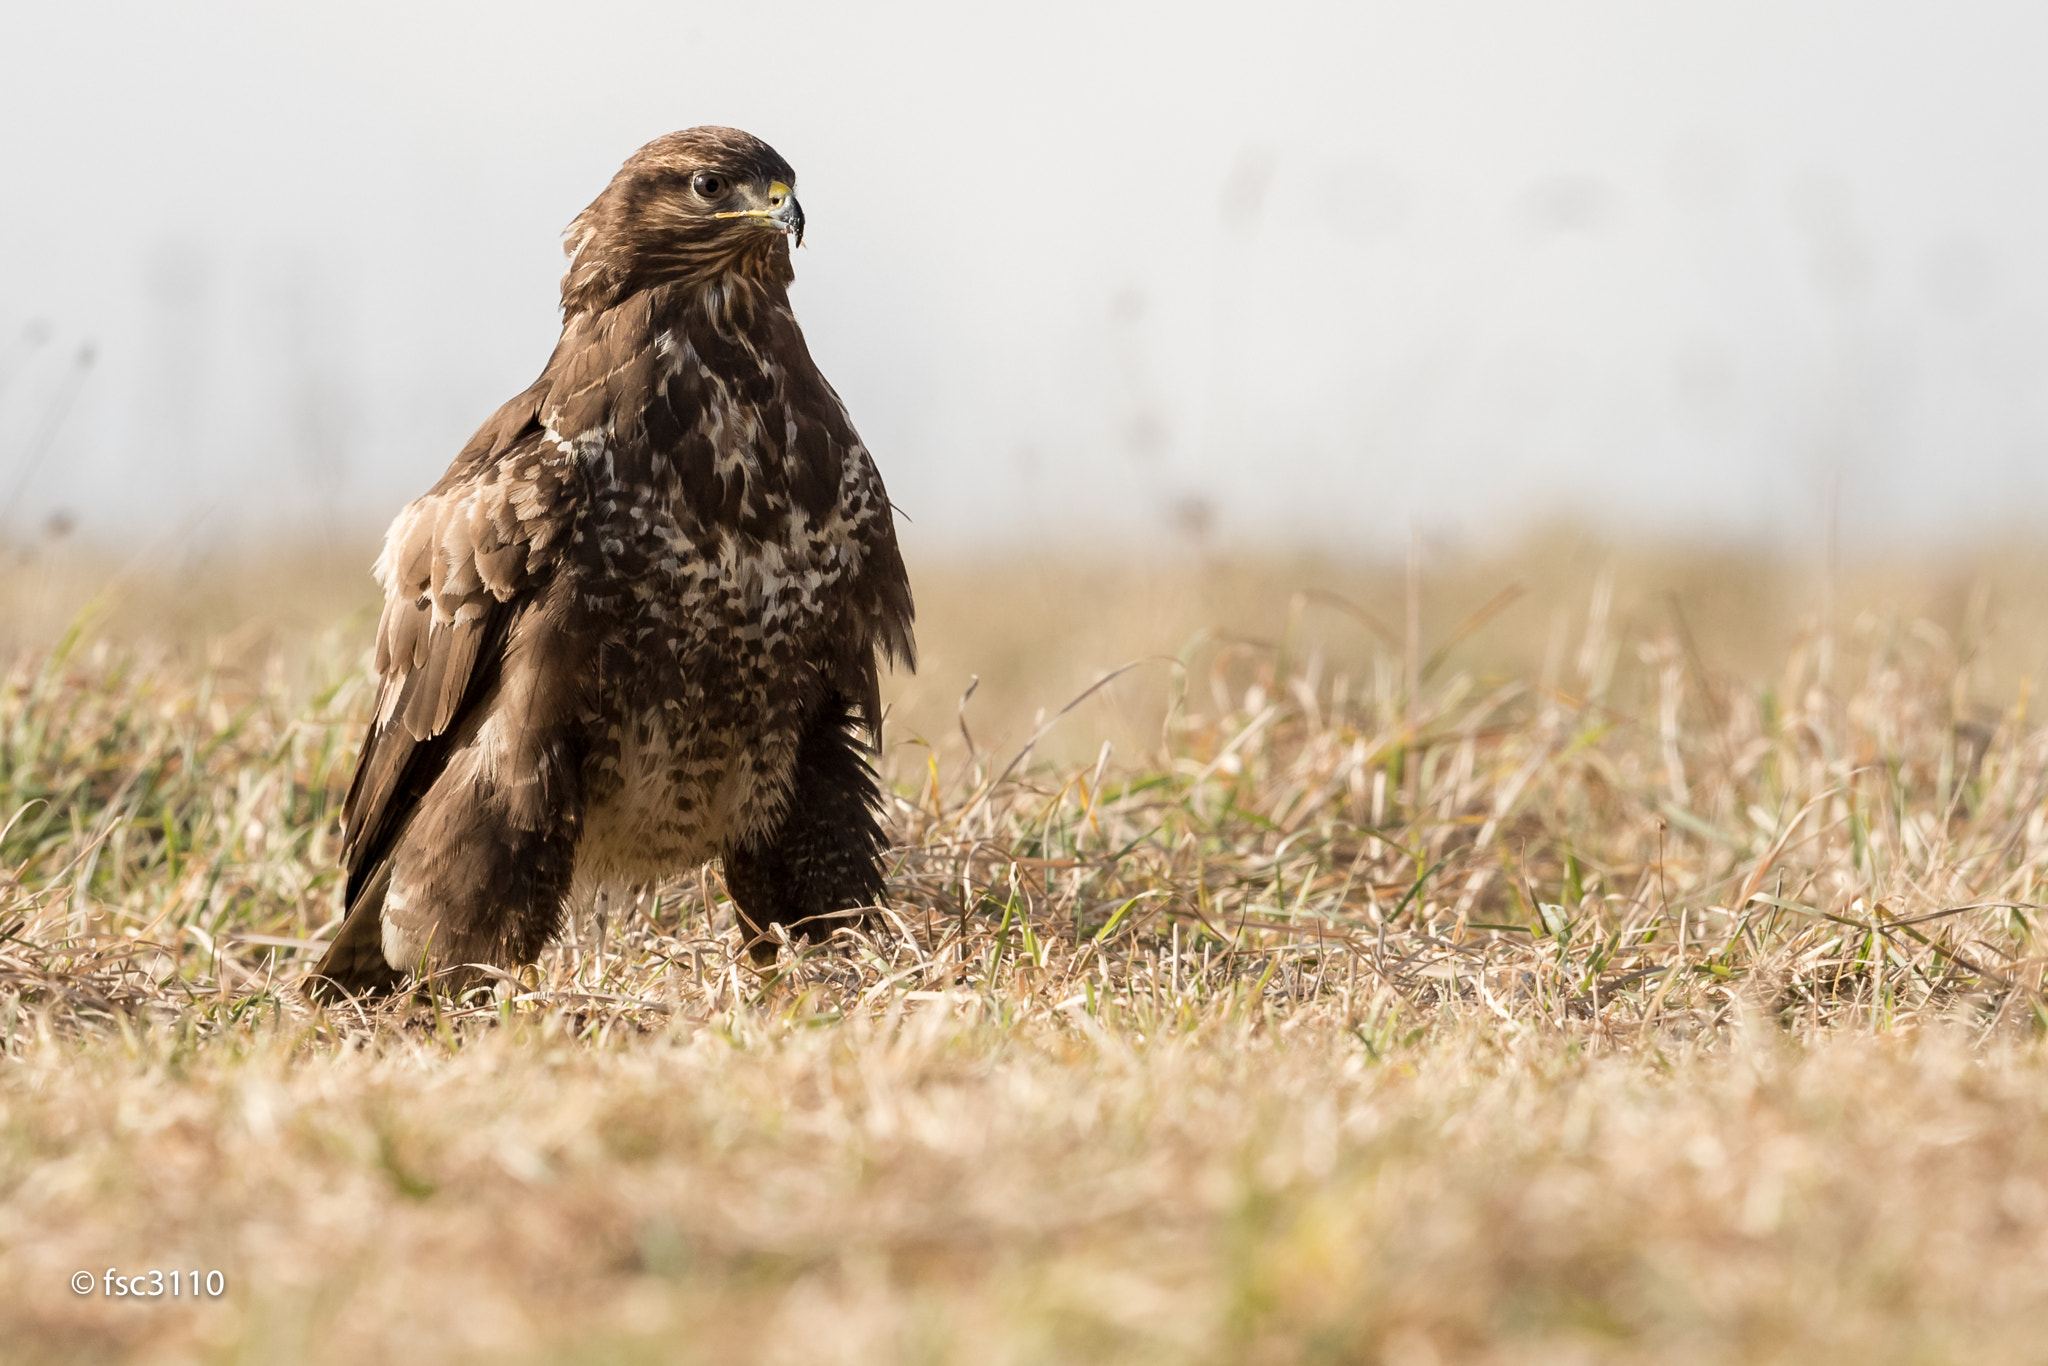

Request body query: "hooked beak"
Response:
[713, 179, 805, 249]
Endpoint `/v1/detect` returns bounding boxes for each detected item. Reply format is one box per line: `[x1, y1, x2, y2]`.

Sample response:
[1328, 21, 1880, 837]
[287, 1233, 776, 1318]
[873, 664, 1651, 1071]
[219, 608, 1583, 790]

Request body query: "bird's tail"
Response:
[306, 861, 404, 1001]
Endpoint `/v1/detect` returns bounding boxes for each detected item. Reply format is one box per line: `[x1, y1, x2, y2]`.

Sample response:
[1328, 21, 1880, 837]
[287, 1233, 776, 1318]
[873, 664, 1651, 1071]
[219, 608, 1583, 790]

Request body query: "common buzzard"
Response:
[311, 127, 915, 997]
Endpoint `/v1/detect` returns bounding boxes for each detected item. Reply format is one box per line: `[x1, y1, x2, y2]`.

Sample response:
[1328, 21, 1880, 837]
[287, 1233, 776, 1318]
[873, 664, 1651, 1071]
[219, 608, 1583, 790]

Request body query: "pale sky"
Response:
[3, 0, 2045, 552]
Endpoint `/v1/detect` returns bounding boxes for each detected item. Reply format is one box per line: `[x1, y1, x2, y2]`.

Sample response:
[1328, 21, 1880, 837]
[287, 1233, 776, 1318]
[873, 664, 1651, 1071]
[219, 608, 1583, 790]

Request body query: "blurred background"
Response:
[6, 0, 2046, 553]
[4, 0, 2047, 753]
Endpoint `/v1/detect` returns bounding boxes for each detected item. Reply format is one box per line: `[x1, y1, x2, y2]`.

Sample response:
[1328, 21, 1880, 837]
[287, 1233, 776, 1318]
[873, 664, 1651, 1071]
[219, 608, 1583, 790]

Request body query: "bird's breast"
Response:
[564, 417, 868, 853]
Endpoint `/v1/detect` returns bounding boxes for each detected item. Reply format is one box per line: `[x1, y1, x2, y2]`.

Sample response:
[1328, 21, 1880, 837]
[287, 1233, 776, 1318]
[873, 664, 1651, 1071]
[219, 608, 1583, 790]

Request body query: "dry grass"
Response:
[6, 538, 2048, 1363]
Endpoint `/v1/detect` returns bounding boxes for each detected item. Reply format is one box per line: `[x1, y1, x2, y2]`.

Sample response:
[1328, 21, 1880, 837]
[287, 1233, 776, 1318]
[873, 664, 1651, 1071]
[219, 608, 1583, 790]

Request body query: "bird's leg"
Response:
[721, 692, 889, 967]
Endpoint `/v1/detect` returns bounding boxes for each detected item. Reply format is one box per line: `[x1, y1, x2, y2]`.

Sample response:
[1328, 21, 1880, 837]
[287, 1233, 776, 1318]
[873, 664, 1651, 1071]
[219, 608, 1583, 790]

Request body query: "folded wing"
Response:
[312, 391, 582, 995]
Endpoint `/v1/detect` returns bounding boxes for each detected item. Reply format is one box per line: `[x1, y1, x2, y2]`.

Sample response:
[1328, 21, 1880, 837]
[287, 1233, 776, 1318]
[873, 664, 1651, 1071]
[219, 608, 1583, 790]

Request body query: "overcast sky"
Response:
[3, 0, 2045, 552]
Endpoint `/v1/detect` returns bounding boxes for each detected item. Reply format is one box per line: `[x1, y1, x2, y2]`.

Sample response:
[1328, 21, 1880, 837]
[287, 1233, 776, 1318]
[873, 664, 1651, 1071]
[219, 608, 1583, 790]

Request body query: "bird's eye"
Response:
[691, 173, 727, 199]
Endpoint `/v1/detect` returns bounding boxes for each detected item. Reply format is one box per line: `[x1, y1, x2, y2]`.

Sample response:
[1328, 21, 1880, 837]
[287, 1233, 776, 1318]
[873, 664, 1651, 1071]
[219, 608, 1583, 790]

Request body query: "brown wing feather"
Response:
[318, 388, 582, 992]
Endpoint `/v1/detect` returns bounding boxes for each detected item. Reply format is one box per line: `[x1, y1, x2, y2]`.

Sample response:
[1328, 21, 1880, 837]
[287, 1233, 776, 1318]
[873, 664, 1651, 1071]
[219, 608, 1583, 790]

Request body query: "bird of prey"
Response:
[310, 127, 914, 997]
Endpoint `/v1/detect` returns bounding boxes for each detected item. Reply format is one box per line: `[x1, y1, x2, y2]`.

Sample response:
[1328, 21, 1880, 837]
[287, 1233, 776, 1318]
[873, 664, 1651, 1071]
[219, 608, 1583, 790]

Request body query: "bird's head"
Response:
[560, 127, 804, 315]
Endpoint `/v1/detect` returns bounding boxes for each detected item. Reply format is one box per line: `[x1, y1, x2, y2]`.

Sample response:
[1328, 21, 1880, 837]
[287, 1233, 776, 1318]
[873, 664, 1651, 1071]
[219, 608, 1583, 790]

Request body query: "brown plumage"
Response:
[310, 127, 914, 998]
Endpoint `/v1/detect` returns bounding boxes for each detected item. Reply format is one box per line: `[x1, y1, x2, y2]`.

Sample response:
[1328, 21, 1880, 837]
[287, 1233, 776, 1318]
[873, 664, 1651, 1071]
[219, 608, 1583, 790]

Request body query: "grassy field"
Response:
[8, 532, 2048, 1363]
